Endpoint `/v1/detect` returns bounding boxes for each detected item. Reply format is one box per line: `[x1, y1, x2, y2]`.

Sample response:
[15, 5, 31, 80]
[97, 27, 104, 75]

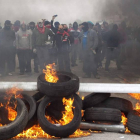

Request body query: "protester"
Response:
[51, 16, 60, 34]
[32, 19, 54, 71]
[69, 22, 81, 67]
[0, 20, 15, 76]
[94, 22, 103, 68]
[105, 24, 121, 71]
[29, 21, 39, 73]
[101, 21, 109, 61]
[44, 20, 51, 29]
[16, 22, 32, 75]
[80, 22, 99, 78]
[55, 24, 74, 72]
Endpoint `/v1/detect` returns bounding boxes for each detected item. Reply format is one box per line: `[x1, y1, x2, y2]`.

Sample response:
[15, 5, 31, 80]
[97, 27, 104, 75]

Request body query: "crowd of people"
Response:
[0, 16, 129, 78]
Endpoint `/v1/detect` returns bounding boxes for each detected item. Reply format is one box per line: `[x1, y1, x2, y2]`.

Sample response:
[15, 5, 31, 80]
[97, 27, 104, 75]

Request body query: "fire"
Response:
[15, 97, 90, 138]
[81, 110, 84, 117]
[0, 87, 23, 126]
[121, 113, 127, 126]
[82, 96, 85, 100]
[121, 113, 131, 133]
[14, 125, 54, 139]
[134, 103, 140, 110]
[128, 93, 140, 110]
[43, 63, 59, 83]
[0, 88, 90, 138]
[128, 93, 140, 101]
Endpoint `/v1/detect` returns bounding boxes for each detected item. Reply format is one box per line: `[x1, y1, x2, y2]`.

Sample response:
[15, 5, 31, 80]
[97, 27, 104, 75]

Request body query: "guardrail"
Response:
[0, 82, 140, 93]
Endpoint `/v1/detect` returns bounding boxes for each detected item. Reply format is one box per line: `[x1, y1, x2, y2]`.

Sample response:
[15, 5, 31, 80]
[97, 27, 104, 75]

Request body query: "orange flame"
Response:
[0, 87, 23, 126]
[15, 97, 90, 138]
[128, 93, 140, 110]
[1, 88, 90, 138]
[121, 113, 127, 126]
[128, 93, 140, 101]
[43, 63, 59, 83]
[82, 96, 85, 100]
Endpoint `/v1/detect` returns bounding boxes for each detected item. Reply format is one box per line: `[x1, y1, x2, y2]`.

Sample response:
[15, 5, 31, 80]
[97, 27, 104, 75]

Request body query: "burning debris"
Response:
[1, 68, 140, 139]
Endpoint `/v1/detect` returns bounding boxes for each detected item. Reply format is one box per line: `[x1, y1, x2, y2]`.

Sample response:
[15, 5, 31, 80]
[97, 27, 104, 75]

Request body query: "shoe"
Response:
[19, 72, 24, 75]
[8, 73, 13, 76]
[82, 74, 91, 78]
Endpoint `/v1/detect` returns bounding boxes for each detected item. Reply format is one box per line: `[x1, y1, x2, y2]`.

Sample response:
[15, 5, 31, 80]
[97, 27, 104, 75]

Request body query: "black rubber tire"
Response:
[95, 97, 133, 114]
[127, 110, 140, 135]
[45, 94, 82, 121]
[84, 107, 122, 122]
[24, 101, 40, 130]
[38, 96, 81, 137]
[20, 93, 36, 121]
[83, 93, 111, 110]
[0, 98, 28, 140]
[32, 92, 45, 102]
[37, 72, 79, 97]
[72, 93, 83, 109]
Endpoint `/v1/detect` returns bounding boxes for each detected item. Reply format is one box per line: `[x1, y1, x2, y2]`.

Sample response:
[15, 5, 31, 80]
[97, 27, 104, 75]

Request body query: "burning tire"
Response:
[83, 93, 111, 110]
[37, 96, 81, 137]
[127, 110, 140, 135]
[84, 107, 122, 122]
[0, 98, 28, 140]
[95, 97, 133, 114]
[45, 94, 82, 121]
[20, 93, 36, 121]
[37, 72, 79, 97]
[32, 92, 45, 102]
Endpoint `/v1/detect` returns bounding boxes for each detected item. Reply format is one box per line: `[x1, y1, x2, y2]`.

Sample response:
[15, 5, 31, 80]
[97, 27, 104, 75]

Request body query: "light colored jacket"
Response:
[16, 29, 32, 49]
[79, 29, 98, 50]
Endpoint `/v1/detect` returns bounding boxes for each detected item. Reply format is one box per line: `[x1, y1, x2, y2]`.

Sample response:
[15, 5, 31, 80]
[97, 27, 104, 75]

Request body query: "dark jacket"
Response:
[107, 30, 121, 48]
[32, 26, 54, 48]
[0, 28, 15, 48]
[51, 20, 58, 34]
[55, 30, 74, 53]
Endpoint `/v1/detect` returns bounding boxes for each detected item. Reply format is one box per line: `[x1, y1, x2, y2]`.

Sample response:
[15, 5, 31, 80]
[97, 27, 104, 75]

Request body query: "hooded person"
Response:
[0, 20, 15, 76]
[32, 19, 54, 71]
[29, 22, 35, 31]
[44, 20, 51, 29]
[79, 22, 99, 79]
[105, 24, 122, 71]
[87, 21, 94, 29]
[13, 20, 20, 32]
[29, 21, 39, 73]
[51, 16, 60, 34]
[69, 22, 81, 67]
[16, 22, 32, 75]
[55, 24, 74, 72]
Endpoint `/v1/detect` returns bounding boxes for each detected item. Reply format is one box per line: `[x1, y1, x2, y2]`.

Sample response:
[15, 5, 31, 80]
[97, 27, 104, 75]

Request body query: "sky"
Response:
[0, 0, 106, 25]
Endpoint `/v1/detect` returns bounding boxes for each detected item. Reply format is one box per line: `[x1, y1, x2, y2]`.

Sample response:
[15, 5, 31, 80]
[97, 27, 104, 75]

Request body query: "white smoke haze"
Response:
[0, 0, 106, 25]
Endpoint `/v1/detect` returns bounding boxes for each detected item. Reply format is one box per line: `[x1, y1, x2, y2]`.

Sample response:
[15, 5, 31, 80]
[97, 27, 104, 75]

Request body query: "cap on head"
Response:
[87, 21, 94, 26]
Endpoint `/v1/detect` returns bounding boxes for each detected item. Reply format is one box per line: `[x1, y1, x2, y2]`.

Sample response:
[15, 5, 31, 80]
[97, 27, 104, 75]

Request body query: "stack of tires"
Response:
[82, 93, 133, 128]
[35, 72, 82, 137]
[0, 93, 37, 140]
